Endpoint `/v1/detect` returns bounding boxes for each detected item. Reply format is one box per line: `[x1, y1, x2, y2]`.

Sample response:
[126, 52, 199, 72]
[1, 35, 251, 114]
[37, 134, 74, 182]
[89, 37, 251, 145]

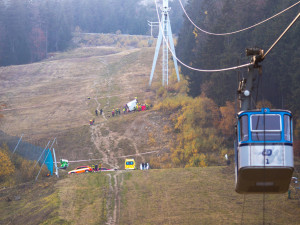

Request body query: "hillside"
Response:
[1, 34, 300, 224]
[0, 33, 169, 169]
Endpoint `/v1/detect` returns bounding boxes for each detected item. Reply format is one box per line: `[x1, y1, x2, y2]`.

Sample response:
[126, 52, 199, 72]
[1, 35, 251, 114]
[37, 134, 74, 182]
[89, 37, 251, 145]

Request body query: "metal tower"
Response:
[149, 0, 180, 87]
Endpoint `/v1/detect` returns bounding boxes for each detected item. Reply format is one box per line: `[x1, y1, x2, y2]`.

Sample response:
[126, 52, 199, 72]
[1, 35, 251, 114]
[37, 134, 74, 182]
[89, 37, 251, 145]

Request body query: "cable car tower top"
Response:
[149, 0, 180, 87]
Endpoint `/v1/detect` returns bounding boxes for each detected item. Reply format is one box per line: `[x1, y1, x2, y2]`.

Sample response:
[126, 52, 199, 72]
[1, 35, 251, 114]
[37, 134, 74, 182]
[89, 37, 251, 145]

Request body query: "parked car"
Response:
[68, 166, 93, 174]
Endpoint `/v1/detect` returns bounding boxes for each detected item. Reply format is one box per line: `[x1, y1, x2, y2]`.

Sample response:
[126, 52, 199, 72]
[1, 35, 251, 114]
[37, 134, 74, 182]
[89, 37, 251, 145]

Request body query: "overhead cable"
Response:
[178, 0, 300, 36]
[154, 0, 253, 72]
[263, 12, 300, 59]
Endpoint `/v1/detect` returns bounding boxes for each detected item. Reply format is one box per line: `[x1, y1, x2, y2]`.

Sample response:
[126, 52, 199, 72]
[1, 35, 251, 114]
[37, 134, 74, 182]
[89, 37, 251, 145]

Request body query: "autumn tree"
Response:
[0, 147, 15, 181]
[219, 101, 236, 139]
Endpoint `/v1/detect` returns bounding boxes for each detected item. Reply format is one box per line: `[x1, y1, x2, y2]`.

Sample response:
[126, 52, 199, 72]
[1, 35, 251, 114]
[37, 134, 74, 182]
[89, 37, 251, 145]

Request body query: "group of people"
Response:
[140, 162, 150, 170]
[95, 109, 103, 116]
[91, 164, 102, 172]
[89, 97, 152, 123]
[111, 103, 151, 117]
[133, 103, 150, 112]
[112, 108, 122, 117]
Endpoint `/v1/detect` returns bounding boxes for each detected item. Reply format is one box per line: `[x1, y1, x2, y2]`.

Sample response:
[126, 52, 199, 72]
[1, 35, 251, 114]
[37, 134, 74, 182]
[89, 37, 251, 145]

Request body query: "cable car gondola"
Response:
[235, 108, 294, 193]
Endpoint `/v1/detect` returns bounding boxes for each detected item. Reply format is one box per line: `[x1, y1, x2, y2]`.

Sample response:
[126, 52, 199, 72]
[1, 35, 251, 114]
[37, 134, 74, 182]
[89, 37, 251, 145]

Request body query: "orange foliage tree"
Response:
[219, 101, 236, 139]
[0, 147, 15, 181]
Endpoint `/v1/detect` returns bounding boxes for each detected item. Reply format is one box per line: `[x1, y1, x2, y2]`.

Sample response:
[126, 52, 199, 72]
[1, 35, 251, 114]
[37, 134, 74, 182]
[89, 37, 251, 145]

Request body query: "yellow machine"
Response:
[125, 159, 136, 170]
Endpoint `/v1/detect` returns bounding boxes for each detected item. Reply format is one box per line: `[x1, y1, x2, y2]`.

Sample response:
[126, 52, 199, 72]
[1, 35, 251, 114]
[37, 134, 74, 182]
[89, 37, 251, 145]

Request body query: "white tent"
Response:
[127, 99, 137, 111]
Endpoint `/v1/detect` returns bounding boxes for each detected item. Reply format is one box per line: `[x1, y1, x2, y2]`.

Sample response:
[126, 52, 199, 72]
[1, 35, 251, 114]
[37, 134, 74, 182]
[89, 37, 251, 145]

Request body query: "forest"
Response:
[0, 0, 183, 66]
[176, 0, 300, 117]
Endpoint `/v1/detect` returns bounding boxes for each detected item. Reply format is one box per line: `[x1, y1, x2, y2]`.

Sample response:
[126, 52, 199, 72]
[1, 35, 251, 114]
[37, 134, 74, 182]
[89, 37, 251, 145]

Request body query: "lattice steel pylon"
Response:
[149, 0, 180, 87]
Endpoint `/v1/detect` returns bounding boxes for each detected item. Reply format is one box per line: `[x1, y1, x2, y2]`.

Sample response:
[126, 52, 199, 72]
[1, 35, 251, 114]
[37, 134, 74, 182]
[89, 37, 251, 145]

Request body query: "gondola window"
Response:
[251, 115, 281, 141]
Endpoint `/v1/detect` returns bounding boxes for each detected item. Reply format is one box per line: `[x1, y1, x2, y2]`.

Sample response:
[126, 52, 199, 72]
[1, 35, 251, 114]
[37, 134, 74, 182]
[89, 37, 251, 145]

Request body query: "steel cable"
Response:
[178, 0, 300, 36]
[154, 0, 253, 73]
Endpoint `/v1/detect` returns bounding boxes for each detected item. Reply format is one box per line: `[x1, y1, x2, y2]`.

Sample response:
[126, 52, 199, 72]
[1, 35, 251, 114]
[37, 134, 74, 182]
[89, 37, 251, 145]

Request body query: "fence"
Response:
[0, 130, 54, 175]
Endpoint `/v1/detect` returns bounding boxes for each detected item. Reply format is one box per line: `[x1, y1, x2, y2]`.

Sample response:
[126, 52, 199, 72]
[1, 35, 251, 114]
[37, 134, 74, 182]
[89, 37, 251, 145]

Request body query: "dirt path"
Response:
[90, 82, 162, 224]
[89, 59, 123, 225]
[106, 171, 124, 225]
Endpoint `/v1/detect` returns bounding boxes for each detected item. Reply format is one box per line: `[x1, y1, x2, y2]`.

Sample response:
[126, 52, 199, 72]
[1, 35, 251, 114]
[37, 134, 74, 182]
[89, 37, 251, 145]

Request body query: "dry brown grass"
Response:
[0, 34, 165, 170]
[0, 43, 157, 141]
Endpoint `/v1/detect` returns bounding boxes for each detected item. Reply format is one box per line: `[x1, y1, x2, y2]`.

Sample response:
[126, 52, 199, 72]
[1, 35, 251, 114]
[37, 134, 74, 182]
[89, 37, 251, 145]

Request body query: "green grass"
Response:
[0, 179, 69, 224]
[2, 163, 299, 225]
[58, 173, 109, 224]
[119, 167, 300, 225]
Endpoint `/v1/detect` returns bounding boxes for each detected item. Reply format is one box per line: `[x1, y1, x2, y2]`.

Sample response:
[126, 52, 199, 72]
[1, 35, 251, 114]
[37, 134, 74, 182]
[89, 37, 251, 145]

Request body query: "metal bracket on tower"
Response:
[149, 0, 180, 87]
[238, 48, 264, 111]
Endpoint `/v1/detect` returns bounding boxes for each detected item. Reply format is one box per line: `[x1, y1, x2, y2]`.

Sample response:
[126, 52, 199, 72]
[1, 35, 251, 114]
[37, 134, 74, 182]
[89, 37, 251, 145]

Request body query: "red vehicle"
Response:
[68, 166, 93, 174]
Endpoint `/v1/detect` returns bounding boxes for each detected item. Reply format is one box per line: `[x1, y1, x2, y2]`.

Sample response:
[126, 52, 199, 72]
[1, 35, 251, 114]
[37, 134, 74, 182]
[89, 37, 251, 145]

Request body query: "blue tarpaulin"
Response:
[44, 149, 53, 176]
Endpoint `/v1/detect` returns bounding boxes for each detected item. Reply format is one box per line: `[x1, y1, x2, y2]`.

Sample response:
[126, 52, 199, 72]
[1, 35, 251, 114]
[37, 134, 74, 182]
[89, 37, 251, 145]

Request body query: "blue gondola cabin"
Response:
[235, 108, 294, 193]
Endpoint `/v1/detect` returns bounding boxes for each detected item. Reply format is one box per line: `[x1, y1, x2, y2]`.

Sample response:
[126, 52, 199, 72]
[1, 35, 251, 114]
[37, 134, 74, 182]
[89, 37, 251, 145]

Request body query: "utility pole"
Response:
[53, 148, 59, 178]
[147, 21, 159, 37]
[149, 0, 180, 87]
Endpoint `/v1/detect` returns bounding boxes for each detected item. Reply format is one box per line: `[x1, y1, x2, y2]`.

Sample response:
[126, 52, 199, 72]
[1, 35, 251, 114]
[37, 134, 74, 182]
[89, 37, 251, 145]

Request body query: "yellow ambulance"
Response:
[125, 159, 136, 170]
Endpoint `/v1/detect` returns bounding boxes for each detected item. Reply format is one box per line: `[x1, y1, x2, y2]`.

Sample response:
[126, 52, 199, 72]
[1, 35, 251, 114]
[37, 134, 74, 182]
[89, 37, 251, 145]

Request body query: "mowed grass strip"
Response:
[119, 167, 300, 225]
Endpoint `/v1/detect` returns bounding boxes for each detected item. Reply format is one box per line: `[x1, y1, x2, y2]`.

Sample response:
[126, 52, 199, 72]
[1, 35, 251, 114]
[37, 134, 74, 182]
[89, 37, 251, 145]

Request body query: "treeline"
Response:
[176, 0, 300, 116]
[0, 0, 72, 66]
[0, 0, 184, 66]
